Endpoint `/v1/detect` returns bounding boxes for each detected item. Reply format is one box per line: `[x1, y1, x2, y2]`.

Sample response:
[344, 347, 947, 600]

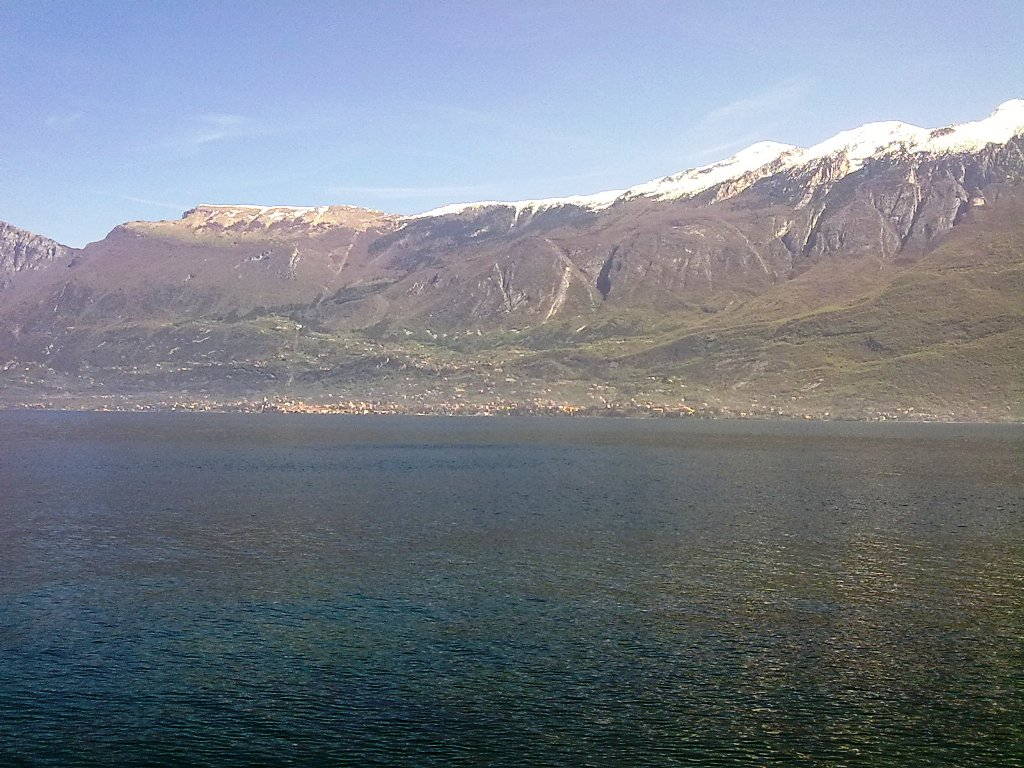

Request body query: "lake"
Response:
[1, 412, 1022, 766]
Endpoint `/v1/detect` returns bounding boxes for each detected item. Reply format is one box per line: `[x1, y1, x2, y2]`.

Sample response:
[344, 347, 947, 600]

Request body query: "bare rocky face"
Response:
[0, 222, 71, 276]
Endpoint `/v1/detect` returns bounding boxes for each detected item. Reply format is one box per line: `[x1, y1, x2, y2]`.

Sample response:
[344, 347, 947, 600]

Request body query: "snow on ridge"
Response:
[921, 98, 1024, 153]
[792, 99, 1024, 172]
[408, 100, 1024, 220]
[182, 204, 387, 227]
[189, 204, 329, 216]
[622, 141, 800, 202]
[799, 122, 929, 166]
[410, 189, 625, 220]
[408, 142, 796, 220]
[184, 102, 1024, 224]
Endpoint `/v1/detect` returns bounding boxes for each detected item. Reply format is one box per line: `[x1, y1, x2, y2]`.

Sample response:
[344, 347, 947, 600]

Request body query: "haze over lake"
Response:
[1, 412, 1022, 766]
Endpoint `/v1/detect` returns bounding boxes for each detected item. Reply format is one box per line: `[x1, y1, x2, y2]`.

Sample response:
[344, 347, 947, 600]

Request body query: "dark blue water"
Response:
[1, 412, 1022, 766]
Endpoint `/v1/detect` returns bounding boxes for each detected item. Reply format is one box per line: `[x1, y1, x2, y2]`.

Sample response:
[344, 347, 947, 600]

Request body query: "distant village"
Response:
[3, 392, 951, 421]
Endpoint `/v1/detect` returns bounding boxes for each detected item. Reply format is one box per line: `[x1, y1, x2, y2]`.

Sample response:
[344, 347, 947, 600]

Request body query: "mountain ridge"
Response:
[8, 99, 1022, 252]
[392, 98, 1024, 220]
[1, 100, 1022, 420]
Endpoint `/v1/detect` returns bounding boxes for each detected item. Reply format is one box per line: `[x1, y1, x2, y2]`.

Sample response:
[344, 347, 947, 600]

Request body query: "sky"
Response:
[2, 0, 1023, 247]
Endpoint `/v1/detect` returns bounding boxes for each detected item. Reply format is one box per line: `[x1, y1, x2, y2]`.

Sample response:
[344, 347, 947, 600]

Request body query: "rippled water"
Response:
[1, 412, 1022, 766]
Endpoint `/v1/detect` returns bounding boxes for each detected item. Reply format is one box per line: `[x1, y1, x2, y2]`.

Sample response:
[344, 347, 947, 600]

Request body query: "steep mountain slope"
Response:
[1, 101, 1022, 419]
[0, 222, 72, 282]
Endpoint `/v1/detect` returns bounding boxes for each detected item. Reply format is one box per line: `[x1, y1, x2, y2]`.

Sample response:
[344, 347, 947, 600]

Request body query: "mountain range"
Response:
[2, 101, 1023, 419]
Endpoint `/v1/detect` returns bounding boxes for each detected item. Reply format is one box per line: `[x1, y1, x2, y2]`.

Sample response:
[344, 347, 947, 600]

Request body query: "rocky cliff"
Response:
[0, 222, 73, 279]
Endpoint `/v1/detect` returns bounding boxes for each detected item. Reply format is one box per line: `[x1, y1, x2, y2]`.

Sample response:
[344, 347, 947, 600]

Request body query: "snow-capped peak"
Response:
[794, 100, 1024, 170]
[410, 141, 799, 220]
[177, 102, 1024, 227]
[799, 121, 929, 166]
[776, 100, 1024, 180]
[918, 98, 1024, 153]
[622, 141, 800, 202]
[407, 100, 1024, 222]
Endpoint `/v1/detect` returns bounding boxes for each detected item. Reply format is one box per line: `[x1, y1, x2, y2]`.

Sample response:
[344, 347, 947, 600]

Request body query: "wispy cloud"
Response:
[408, 101, 607, 151]
[45, 111, 84, 129]
[166, 111, 345, 151]
[327, 169, 615, 203]
[134, 112, 284, 154]
[701, 77, 812, 124]
[673, 78, 813, 166]
[91, 190, 190, 212]
[187, 113, 257, 145]
[116, 194, 190, 211]
[326, 183, 497, 200]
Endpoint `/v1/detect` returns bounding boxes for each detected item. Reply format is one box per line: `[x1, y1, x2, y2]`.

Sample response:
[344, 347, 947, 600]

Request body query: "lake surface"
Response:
[1, 412, 1022, 767]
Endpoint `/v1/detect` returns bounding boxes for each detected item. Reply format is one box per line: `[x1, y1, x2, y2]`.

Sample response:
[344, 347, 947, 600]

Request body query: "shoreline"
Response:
[1, 401, 1019, 425]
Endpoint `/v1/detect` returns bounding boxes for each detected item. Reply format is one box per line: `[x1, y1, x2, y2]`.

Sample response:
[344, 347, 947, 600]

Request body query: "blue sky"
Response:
[3, 0, 1023, 246]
